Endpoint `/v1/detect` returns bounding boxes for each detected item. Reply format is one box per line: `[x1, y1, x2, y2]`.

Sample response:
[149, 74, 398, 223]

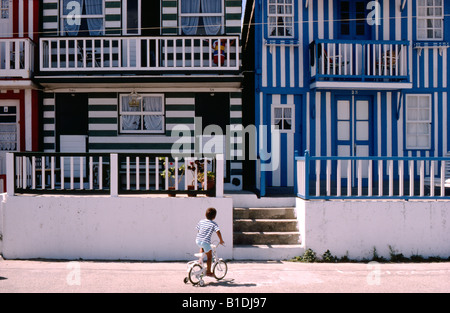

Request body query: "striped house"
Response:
[0, 0, 40, 188]
[36, 0, 244, 191]
[244, 0, 450, 197]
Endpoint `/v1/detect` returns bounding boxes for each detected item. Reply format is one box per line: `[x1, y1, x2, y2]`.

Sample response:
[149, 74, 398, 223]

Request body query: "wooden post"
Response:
[110, 154, 118, 197]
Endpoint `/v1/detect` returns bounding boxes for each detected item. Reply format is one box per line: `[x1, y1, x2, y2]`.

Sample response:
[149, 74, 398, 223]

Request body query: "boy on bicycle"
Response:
[195, 207, 225, 277]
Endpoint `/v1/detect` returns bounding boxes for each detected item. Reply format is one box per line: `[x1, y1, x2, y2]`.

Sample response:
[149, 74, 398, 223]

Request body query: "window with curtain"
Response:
[272, 104, 295, 132]
[120, 94, 165, 134]
[268, 0, 294, 38]
[61, 0, 104, 36]
[1, 0, 9, 19]
[180, 0, 223, 35]
[417, 0, 444, 40]
[406, 95, 432, 149]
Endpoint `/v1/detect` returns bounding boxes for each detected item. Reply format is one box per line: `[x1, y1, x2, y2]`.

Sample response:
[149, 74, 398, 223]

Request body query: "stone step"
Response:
[233, 219, 299, 232]
[233, 231, 301, 245]
[233, 207, 296, 219]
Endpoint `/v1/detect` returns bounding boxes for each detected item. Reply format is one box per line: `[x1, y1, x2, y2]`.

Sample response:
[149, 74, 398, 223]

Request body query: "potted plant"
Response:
[159, 158, 185, 197]
[197, 171, 215, 191]
[187, 159, 215, 192]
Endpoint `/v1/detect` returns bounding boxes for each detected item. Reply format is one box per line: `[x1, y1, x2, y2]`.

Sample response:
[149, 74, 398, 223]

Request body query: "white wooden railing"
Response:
[0, 38, 35, 78]
[310, 39, 410, 81]
[296, 152, 450, 199]
[40, 36, 240, 72]
[7, 152, 224, 198]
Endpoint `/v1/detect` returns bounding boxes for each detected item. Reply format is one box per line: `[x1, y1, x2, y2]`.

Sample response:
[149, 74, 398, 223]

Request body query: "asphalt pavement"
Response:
[1, 257, 450, 294]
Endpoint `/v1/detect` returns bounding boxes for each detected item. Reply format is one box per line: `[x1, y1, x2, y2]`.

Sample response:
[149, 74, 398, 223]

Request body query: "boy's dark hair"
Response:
[205, 207, 217, 220]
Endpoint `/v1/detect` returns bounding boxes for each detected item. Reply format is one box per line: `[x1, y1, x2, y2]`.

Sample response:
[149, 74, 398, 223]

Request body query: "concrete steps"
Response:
[233, 207, 303, 260]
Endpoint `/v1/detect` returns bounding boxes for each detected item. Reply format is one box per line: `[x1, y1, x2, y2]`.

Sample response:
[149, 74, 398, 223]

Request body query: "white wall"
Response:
[0, 194, 4, 255]
[1, 195, 233, 261]
[297, 199, 450, 260]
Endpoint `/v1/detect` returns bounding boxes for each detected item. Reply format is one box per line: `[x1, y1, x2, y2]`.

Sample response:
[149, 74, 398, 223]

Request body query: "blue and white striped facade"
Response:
[245, 0, 450, 195]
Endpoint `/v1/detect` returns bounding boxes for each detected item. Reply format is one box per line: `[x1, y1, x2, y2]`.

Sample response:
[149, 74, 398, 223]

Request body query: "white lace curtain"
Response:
[63, 0, 104, 36]
[122, 95, 140, 131]
[143, 96, 163, 131]
[181, 0, 222, 35]
[122, 95, 163, 132]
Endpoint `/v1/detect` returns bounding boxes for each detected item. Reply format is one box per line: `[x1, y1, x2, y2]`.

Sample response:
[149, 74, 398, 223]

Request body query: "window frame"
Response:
[416, 0, 444, 41]
[60, 0, 106, 36]
[178, 0, 225, 36]
[271, 103, 295, 133]
[405, 94, 432, 150]
[0, 0, 9, 19]
[122, 0, 141, 35]
[119, 93, 166, 135]
[267, 0, 295, 39]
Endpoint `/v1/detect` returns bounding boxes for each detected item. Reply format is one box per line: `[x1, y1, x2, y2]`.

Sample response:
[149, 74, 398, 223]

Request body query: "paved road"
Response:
[1, 258, 450, 294]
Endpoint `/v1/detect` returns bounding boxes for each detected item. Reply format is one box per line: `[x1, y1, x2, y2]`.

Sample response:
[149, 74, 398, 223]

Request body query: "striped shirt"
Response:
[196, 219, 220, 244]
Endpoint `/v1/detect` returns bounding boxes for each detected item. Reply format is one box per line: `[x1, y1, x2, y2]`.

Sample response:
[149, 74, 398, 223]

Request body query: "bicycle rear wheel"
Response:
[188, 264, 203, 285]
[213, 260, 228, 280]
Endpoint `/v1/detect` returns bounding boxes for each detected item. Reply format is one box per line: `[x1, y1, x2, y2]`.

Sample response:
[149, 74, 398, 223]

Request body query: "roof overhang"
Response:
[34, 75, 243, 92]
[0, 80, 41, 90]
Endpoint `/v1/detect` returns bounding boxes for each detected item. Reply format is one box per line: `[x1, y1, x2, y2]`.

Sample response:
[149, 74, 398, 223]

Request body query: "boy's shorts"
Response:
[196, 240, 212, 253]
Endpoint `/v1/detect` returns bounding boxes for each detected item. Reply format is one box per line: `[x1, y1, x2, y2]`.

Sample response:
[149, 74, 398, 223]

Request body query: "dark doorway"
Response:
[142, 0, 160, 36]
[195, 93, 230, 132]
[55, 93, 88, 152]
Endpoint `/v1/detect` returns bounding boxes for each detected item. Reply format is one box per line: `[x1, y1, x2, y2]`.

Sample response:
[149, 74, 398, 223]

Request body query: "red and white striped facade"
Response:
[0, 0, 40, 177]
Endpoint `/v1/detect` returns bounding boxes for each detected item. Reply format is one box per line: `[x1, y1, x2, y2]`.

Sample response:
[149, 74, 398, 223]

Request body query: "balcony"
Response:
[310, 39, 412, 90]
[0, 38, 35, 79]
[39, 36, 240, 74]
[7, 152, 224, 198]
[295, 152, 450, 200]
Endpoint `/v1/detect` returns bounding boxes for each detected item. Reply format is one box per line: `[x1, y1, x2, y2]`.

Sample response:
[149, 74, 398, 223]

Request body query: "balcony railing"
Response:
[39, 36, 240, 73]
[0, 38, 35, 79]
[7, 152, 224, 197]
[295, 152, 450, 200]
[310, 39, 410, 83]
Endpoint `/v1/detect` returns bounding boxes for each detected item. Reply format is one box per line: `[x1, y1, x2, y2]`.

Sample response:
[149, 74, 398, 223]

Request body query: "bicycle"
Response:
[183, 243, 228, 287]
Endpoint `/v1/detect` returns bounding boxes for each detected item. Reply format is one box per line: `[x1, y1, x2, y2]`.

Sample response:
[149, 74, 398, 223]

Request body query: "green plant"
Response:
[371, 247, 387, 262]
[187, 159, 214, 184]
[301, 249, 317, 263]
[388, 245, 408, 263]
[197, 171, 215, 183]
[159, 158, 185, 187]
[322, 250, 337, 263]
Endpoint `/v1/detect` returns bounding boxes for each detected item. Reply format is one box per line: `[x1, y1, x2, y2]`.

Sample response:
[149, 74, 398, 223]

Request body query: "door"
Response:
[56, 93, 89, 187]
[0, 100, 19, 175]
[337, 0, 372, 40]
[195, 93, 230, 180]
[56, 93, 88, 153]
[336, 95, 373, 185]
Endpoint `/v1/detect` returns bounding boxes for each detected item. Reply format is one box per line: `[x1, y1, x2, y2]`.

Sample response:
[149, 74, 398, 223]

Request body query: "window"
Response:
[180, 0, 224, 35]
[1, 0, 9, 19]
[120, 94, 165, 134]
[406, 95, 432, 149]
[338, 0, 371, 40]
[272, 104, 295, 132]
[61, 0, 104, 36]
[123, 0, 141, 35]
[417, 0, 444, 40]
[0, 104, 17, 151]
[268, 0, 294, 38]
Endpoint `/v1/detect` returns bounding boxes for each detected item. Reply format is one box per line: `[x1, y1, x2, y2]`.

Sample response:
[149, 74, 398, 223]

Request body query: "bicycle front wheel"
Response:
[188, 264, 203, 285]
[213, 260, 228, 280]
